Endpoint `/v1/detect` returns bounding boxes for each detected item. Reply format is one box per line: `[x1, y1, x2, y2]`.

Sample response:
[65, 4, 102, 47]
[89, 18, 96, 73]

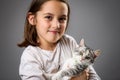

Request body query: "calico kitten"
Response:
[46, 39, 101, 80]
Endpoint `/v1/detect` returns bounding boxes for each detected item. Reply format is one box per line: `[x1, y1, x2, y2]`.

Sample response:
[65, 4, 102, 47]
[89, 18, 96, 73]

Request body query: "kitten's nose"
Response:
[81, 58, 85, 60]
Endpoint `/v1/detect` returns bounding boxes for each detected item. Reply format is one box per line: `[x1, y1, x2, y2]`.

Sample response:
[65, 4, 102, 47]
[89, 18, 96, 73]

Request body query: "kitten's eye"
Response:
[85, 56, 90, 59]
[80, 52, 83, 55]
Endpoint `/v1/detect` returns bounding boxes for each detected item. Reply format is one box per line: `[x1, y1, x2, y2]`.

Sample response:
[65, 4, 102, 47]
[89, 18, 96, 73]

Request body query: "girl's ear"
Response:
[27, 12, 36, 25]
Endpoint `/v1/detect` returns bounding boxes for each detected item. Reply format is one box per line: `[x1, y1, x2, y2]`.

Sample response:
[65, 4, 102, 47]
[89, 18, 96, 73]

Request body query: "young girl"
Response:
[18, 0, 101, 80]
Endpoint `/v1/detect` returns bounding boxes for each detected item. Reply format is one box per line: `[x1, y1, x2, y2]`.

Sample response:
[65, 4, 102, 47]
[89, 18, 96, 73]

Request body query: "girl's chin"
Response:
[48, 37, 60, 43]
[49, 39, 59, 43]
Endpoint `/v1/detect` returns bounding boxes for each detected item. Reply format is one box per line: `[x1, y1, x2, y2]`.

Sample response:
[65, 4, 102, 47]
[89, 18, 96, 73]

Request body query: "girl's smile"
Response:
[48, 30, 60, 34]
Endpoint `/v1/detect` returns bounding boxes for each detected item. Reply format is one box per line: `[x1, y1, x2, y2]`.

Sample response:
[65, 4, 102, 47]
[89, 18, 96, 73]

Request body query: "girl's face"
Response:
[31, 1, 68, 45]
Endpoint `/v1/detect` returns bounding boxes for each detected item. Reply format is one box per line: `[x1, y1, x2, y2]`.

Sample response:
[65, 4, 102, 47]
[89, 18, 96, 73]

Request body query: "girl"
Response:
[18, 0, 101, 80]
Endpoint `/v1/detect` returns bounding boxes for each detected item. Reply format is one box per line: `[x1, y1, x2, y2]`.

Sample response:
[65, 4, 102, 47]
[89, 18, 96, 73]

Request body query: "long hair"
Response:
[18, 0, 70, 47]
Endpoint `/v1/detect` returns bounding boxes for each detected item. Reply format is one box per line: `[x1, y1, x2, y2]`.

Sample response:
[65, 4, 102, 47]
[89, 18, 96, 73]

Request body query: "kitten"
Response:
[45, 39, 101, 80]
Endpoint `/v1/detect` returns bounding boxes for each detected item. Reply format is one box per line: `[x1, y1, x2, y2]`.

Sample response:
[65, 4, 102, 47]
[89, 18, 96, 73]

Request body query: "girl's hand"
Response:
[71, 69, 89, 80]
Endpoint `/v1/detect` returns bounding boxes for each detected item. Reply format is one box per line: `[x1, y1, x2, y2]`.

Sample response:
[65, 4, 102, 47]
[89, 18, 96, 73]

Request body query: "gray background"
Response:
[0, 0, 120, 80]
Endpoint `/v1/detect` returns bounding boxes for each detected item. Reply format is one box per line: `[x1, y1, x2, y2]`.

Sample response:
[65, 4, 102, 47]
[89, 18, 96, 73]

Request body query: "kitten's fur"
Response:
[45, 39, 101, 80]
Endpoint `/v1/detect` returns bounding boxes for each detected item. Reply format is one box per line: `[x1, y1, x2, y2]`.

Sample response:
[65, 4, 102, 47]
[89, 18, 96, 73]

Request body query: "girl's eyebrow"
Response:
[43, 13, 53, 16]
[43, 12, 67, 17]
[61, 15, 67, 17]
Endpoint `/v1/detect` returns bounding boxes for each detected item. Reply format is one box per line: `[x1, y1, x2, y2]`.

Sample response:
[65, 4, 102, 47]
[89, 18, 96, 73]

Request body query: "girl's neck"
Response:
[39, 42, 57, 51]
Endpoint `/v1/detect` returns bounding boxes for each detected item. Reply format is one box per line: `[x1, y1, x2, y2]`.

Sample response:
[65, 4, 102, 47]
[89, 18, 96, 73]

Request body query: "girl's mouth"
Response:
[48, 30, 60, 34]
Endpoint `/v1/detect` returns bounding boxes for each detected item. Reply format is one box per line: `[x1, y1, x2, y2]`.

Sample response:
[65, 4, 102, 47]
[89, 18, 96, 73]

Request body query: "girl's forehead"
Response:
[41, 0, 67, 8]
[39, 0, 68, 15]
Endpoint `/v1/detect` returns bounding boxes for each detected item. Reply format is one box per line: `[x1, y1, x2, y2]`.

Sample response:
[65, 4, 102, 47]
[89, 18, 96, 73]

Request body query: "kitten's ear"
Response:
[94, 49, 101, 58]
[80, 38, 85, 47]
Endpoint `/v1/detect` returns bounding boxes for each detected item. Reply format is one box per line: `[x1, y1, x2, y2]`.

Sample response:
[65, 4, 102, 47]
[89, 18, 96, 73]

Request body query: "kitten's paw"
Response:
[52, 74, 62, 80]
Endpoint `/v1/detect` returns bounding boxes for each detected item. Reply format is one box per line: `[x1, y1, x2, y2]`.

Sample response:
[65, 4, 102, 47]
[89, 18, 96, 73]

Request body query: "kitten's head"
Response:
[74, 39, 101, 64]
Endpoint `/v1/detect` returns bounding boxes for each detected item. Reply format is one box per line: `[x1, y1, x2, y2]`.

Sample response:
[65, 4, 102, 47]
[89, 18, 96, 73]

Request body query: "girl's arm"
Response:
[19, 50, 46, 80]
[70, 66, 101, 80]
[88, 65, 101, 80]
[70, 70, 89, 80]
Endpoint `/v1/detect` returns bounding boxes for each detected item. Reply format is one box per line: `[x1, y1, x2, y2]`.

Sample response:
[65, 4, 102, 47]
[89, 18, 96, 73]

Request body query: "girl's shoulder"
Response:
[60, 34, 77, 44]
[24, 45, 38, 53]
[59, 34, 78, 48]
[21, 45, 39, 58]
[61, 34, 76, 42]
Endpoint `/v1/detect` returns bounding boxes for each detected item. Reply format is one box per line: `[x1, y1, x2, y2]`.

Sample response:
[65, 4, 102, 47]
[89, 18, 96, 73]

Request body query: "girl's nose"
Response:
[52, 20, 60, 29]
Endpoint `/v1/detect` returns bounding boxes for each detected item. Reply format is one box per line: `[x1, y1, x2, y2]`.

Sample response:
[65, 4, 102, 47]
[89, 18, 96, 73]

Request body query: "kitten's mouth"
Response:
[81, 58, 84, 60]
[81, 58, 85, 61]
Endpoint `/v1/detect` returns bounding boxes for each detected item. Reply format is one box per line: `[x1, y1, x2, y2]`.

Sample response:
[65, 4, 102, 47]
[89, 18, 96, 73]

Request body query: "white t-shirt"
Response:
[19, 34, 101, 80]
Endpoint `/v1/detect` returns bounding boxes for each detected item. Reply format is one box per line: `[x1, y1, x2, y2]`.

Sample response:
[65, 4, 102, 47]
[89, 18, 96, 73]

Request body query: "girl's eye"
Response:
[45, 16, 52, 20]
[59, 17, 67, 23]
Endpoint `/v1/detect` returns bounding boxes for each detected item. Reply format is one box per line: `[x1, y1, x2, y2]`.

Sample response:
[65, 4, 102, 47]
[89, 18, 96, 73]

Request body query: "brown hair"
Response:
[18, 0, 70, 47]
